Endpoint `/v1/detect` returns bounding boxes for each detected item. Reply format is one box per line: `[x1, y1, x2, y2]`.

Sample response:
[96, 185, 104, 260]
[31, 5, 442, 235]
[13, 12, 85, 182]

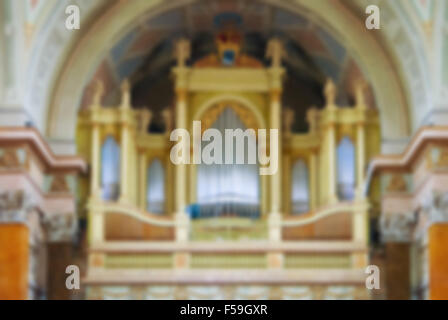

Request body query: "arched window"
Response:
[337, 137, 355, 200]
[101, 136, 120, 201]
[147, 159, 165, 214]
[291, 159, 309, 214]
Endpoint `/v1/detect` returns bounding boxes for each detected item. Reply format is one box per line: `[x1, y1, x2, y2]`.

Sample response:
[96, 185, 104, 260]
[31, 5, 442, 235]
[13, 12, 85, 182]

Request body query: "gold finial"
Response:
[307, 106, 318, 133]
[120, 78, 131, 109]
[266, 38, 286, 68]
[162, 108, 173, 134]
[283, 108, 295, 136]
[324, 78, 337, 108]
[138, 109, 152, 134]
[355, 79, 368, 109]
[92, 79, 104, 108]
[174, 38, 191, 68]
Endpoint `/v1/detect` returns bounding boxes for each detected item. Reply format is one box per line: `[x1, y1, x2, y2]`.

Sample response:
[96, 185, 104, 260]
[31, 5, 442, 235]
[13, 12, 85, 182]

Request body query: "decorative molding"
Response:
[85, 284, 369, 300]
[0, 148, 20, 168]
[49, 175, 70, 193]
[386, 174, 408, 193]
[367, 127, 448, 186]
[0, 128, 87, 171]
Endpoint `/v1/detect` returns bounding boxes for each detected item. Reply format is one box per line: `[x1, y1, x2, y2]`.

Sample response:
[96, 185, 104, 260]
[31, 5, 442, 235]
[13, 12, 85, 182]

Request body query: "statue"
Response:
[138, 109, 152, 134]
[174, 38, 191, 68]
[283, 108, 295, 136]
[162, 108, 174, 133]
[354, 79, 367, 109]
[120, 78, 131, 109]
[324, 78, 337, 108]
[91, 79, 104, 108]
[307, 107, 318, 133]
[266, 38, 286, 68]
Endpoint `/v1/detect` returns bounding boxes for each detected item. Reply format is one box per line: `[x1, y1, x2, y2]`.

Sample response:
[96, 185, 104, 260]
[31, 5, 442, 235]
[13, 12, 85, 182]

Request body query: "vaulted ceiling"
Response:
[80, 0, 371, 132]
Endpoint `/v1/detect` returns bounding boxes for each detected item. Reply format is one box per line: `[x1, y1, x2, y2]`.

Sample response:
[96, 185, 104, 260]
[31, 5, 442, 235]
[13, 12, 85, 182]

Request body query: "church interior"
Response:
[0, 0, 448, 300]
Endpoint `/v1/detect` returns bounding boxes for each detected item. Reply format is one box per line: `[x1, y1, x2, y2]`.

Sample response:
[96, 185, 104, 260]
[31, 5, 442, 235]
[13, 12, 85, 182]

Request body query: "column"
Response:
[427, 192, 448, 299]
[266, 38, 285, 242]
[174, 87, 189, 242]
[0, 191, 29, 299]
[139, 152, 147, 210]
[324, 79, 337, 204]
[173, 39, 191, 242]
[120, 121, 130, 202]
[119, 80, 131, 203]
[270, 89, 282, 214]
[283, 153, 291, 215]
[356, 122, 366, 193]
[309, 150, 318, 211]
[268, 88, 282, 242]
[175, 88, 187, 215]
[327, 122, 337, 203]
[90, 123, 101, 199]
[46, 215, 75, 300]
[380, 213, 413, 299]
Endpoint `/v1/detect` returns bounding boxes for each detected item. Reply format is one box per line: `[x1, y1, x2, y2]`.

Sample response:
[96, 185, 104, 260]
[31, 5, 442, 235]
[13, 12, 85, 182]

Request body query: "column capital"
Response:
[423, 192, 448, 224]
[380, 212, 415, 243]
[0, 191, 34, 224]
[45, 214, 76, 243]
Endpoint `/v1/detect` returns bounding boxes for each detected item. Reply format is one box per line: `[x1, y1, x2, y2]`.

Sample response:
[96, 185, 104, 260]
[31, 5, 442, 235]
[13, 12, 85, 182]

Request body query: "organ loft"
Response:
[75, 24, 380, 299]
[1, 2, 447, 300]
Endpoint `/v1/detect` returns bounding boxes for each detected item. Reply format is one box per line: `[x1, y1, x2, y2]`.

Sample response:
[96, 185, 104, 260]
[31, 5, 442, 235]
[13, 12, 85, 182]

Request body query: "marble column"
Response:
[380, 212, 414, 300]
[0, 191, 32, 300]
[425, 192, 448, 299]
[46, 214, 76, 300]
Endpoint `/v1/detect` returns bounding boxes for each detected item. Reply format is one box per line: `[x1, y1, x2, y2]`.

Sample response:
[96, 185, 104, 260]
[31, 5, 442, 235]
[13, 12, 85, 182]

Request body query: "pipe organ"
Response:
[77, 37, 380, 300]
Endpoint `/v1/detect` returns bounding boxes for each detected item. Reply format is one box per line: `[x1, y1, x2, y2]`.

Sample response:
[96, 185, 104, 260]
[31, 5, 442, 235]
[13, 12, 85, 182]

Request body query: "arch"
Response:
[291, 159, 309, 215]
[27, 0, 425, 150]
[337, 136, 355, 201]
[146, 159, 165, 214]
[193, 94, 266, 131]
[101, 136, 120, 201]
